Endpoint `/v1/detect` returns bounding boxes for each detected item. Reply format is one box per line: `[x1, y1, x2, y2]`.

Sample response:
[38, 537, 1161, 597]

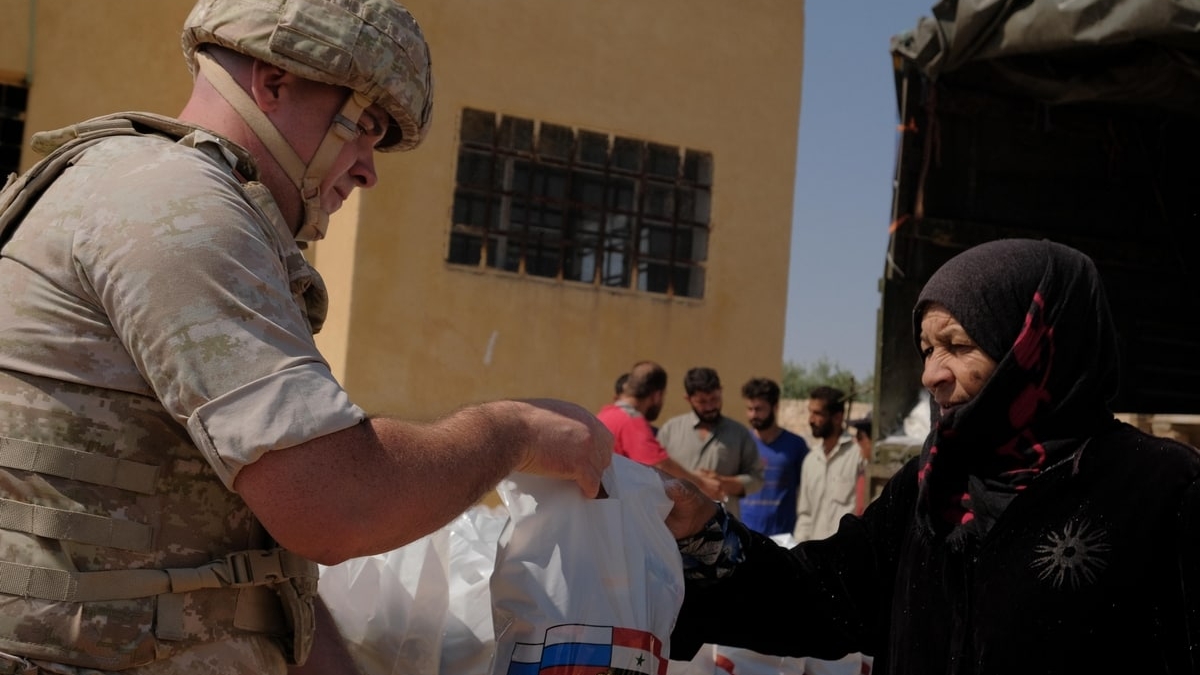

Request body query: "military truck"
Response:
[870, 0, 1200, 484]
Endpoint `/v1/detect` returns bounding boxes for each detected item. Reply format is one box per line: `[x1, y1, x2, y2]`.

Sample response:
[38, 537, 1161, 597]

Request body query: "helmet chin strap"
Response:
[196, 51, 370, 241]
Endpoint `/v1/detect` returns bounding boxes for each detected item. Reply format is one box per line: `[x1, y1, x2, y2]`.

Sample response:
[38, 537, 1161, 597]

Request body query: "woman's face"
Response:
[918, 303, 998, 418]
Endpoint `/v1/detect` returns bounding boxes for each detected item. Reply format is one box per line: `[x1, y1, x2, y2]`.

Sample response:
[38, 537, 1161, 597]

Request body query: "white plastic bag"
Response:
[318, 528, 450, 675]
[668, 644, 871, 675]
[668, 643, 806, 675]
[442, 506, 512, 675]
[489, 454, 684, 675]
[318, 504, 509, 675]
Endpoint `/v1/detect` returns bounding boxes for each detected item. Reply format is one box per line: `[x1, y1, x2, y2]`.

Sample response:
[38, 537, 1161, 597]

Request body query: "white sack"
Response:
[319, 504, 509, 675]
[489, 454, 684, 675]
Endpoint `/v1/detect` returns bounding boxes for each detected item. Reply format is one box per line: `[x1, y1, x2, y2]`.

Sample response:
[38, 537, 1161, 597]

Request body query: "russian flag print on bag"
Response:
[506, 624, 667, 675]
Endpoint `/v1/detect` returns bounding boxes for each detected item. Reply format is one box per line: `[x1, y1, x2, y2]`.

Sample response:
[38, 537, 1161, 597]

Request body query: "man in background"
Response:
[738, 377, 809, 537]
[613, 372, 629, 401]
[597, 361, 722, 499]
[795, 385, 864, 542]
[657, 366, 763, 517]
[793, 386, 873, 675]
[849, 414, 873, 461]
[849, 413, 874, 513]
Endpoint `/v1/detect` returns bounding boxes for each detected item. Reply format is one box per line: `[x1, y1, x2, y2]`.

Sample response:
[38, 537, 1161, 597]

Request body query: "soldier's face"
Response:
[317, 103, 386, 215]
[275, 77, 384, 216]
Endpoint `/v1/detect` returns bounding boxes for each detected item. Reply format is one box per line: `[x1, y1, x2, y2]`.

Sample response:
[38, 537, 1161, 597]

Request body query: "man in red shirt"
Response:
[598, 361, 723, 500]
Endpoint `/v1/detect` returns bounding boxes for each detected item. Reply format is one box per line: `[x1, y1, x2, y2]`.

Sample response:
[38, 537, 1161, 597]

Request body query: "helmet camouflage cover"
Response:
[181, 0, 433, 151]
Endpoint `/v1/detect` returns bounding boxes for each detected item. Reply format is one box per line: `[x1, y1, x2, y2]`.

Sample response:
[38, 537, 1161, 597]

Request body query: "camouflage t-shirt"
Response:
[0, 126, 365, 491]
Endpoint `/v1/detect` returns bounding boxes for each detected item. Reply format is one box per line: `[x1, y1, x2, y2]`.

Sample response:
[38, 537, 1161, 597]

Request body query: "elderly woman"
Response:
[664, 239, 1200, 674]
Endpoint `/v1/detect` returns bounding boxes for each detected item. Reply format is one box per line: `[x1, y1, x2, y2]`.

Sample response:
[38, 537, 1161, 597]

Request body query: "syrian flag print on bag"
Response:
[505, 623, 667, 675]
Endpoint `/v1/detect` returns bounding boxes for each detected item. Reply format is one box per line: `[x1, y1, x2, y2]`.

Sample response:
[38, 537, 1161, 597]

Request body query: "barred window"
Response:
[0, 83, 28, 178]
[448, 108, 712, 298]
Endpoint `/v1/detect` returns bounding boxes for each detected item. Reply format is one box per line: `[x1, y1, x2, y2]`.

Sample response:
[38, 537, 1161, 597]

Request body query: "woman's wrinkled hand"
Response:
[658, 471, 720, 539]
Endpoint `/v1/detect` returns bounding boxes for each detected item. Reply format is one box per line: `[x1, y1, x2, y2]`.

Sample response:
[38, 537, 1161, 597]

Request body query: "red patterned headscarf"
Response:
[911, 239, 1120, 545]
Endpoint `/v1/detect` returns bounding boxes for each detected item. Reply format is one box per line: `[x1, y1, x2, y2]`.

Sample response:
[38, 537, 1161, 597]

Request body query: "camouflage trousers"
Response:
[0, 636, 288, 675]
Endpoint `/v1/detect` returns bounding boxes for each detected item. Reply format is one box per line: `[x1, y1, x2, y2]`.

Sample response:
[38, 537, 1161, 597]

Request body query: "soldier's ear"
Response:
[248, 60, 295, 112]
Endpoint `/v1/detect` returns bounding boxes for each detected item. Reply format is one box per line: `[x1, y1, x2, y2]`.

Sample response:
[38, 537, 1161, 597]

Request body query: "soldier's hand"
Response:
[512, 398, 613, 498]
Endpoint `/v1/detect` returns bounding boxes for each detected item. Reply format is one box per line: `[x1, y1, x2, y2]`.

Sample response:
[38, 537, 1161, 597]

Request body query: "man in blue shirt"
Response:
[738, 378, 810, 536]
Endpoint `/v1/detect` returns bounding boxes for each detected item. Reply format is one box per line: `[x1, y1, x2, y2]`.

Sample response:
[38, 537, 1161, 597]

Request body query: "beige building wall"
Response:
[3, 0, 805, 423]
[0, 1, 30, 84]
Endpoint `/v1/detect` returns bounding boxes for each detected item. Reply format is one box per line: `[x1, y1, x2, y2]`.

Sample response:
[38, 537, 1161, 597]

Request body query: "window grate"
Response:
[448, 108, 712, 299]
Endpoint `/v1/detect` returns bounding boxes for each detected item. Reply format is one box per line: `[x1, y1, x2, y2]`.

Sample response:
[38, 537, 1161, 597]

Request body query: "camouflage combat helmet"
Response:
[181, 0, 433, 152]
[179, 0, 433, 240]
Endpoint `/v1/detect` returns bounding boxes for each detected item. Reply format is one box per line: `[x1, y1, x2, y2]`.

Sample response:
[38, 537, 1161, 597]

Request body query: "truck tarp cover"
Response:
[891, 0, 1200, 112]
[870, 0, 1200, 445]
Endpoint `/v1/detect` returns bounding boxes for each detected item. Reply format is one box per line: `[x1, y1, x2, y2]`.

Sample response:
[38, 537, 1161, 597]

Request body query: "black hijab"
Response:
[911, 239, 1120, 546]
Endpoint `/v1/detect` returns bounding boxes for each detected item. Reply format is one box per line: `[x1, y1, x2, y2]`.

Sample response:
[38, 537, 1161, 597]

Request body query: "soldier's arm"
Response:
[235, 398, 612, 565]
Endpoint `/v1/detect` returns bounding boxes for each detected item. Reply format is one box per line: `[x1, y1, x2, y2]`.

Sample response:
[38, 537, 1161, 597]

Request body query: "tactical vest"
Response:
[0, 114, 318, 670]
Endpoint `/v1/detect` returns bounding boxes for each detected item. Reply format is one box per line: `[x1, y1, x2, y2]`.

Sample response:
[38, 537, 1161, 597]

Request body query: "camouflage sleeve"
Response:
[188, 367, 365, 490]
[60, 136, 363, 486]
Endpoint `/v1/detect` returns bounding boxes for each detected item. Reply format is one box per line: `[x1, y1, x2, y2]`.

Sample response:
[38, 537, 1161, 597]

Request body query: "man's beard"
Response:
[694, 408, 722, 424]
[749, 412, 775, 431]
[810, 420, 834, 439]
[645, 402, 662, 423]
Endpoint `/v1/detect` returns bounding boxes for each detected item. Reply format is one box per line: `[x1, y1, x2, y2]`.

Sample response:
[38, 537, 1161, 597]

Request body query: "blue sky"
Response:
[783, 1, 935, 378]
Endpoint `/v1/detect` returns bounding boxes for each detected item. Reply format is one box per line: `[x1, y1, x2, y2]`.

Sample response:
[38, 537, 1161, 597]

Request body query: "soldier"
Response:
[0, 1, 612, 674]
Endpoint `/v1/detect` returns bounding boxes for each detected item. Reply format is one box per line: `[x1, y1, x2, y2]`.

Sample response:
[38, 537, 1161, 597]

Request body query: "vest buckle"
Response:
[225, 549, 284, 587]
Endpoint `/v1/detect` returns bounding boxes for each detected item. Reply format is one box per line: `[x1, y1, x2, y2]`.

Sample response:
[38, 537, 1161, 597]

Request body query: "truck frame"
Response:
[871, 0, 1200, 480]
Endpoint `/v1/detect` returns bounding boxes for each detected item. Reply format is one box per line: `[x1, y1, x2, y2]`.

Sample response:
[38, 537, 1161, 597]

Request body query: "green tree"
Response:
[781, 358, 871, 403]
